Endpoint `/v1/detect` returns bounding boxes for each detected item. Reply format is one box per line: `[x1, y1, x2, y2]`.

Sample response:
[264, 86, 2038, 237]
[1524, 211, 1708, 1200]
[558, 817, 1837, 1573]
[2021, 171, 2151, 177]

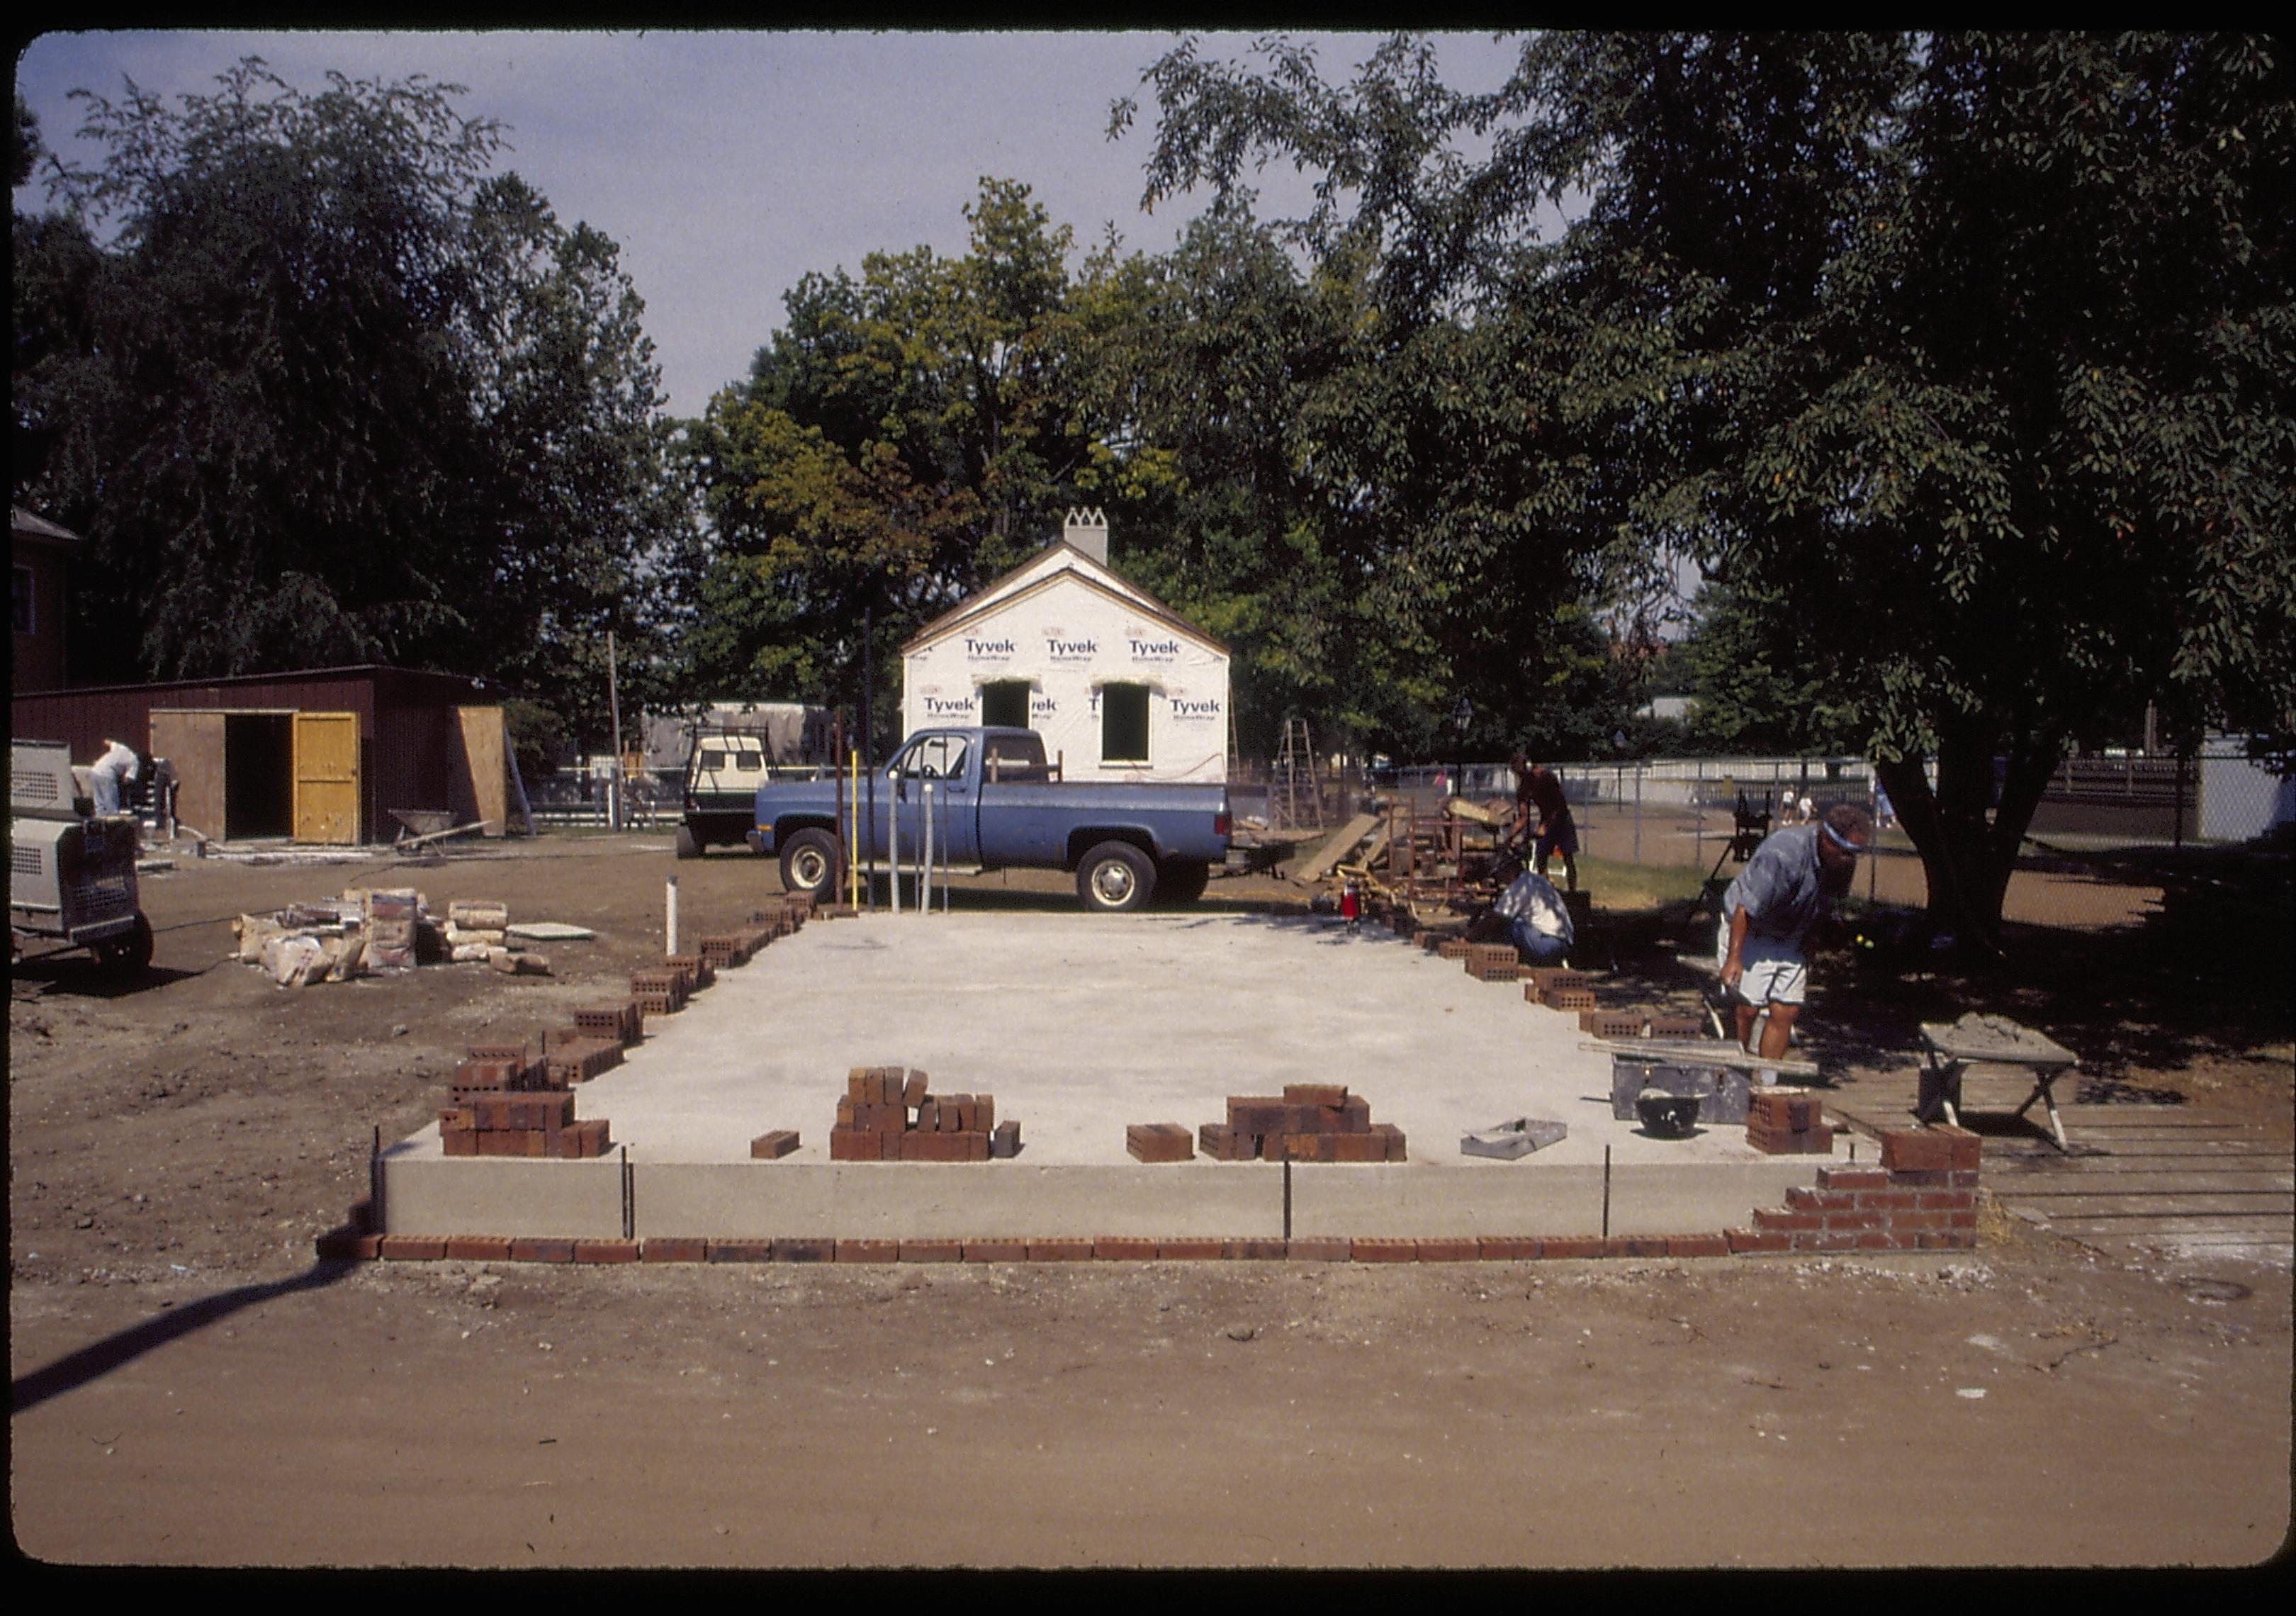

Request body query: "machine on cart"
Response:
[9, 737, 154, 973]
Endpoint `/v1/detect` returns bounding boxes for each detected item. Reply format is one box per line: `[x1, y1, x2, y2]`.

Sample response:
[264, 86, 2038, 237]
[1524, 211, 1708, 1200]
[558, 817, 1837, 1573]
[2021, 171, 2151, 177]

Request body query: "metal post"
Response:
[863, 605, 877, 914]
[1283, 1158, 1293, 1241]
[620, 1145, 634, 1240]
[1633, 764, 1643, 867]
[889, 778, 901, 918]
[606, 629, 623, 832]
[921, 781, 934, 918]
[666, 874, 678, 957]
[1602, 1144, 1611, 1239]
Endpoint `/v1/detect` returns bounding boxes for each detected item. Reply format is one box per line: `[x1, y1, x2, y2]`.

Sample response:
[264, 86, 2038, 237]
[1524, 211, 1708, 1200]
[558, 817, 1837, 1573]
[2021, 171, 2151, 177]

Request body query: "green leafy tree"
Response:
[1125, 31, 2295, 953]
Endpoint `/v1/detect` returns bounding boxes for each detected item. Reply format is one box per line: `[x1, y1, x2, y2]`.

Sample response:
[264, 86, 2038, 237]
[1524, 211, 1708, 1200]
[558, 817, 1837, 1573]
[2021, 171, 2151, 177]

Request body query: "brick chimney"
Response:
[1062, 507, 1108, 565]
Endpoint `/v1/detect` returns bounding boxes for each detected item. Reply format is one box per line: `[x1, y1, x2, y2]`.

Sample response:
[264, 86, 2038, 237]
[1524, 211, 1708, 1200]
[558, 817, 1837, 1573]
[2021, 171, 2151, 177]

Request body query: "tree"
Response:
[12, 59, 677, 752]
[1124, 31, 2296, 953]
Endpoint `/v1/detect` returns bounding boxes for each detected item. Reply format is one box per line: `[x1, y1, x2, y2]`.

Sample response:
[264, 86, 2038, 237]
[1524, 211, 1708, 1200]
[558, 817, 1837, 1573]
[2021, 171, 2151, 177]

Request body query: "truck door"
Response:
[889, 734, 979, 866]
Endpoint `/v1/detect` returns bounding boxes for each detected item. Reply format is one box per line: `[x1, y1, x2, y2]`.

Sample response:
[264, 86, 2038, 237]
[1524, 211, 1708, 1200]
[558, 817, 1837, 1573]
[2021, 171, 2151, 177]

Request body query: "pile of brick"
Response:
[1126, 1123, 1195, 1162]
[439, 1045, 611, 1158]
[1575, 1008, 1709, 1039]
[1745, 1089, 1834, 1155]
[538, 1025, 625, 1085]
[573, 1001, 643, 1046]
[1731, 1127, 1979, 1251]
[630, 966, 688, 1017]
[828, 1067, 1020, 1161]
[361, 887, 420, 970]
[1199, 1085, 1406, 1162]
[1523, 967, 1597, 1012]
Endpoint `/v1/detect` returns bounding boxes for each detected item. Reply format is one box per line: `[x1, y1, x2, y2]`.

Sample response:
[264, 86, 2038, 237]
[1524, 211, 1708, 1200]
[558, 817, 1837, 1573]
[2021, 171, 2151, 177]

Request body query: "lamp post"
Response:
[1451, 697, 1473, 799]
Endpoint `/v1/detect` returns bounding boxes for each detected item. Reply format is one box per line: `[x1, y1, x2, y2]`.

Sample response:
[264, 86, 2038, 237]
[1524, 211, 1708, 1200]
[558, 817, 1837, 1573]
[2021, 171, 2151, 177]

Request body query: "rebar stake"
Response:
[1602, 1144, 1611, 1239]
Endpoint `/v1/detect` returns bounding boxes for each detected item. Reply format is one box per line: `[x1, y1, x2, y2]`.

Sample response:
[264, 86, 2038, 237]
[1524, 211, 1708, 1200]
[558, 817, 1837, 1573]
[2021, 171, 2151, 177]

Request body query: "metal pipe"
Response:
[1602, 1144, 1611, 1238]
[666, 874, 679, 956]
[921, 780, 934, 918]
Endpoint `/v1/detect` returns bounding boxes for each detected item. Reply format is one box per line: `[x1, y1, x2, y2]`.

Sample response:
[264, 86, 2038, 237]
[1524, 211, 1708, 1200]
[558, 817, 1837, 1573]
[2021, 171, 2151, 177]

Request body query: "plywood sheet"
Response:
[292, 711, 361, 845]
[148, 709, 225, 842]
[456, 707, 509, 837]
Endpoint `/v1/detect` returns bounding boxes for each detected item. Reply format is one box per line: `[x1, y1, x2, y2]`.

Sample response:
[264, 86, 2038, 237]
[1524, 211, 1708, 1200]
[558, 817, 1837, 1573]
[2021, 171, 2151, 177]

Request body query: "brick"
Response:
[1279, 1133, 1338, 1163]
[1646, 1016, 1706, 1039]
[377, 1235, 446, 1261]
[903, 1132, 976, 1162]
[641, 1237, 707, 1262]
[441, 1127, 479, 1158]
[1611, 1235, 1670, 1258]
[1916, 1189, 1976, 1210]
[836, 1239, 901, 1263]
[1881, 1126, 1981, 1174]
[1330, 1133, 1388, 1164]
[1157, 1238, 1225, 1260]
[1785, 1186, 1854, 1211]
[976, 1094, 996, 1133]
[1666, 1233, 1731, 1259]
[1371, 1123, 1407, 1162]
[963, 1239, 1028, 1262]
[1417, 1238, 1478, 1262]
[315, 1228, 381, 1260]
[828, 1128, 883, 1162]
[1334, 1094, 1371, 1133]
[1285, 1237, 1352, 1261]
[444, 1235, 512, 1261]
[903, 1070, 929, 1109]
[1544, 986, 1598, 1012]
[1197, 1126, 1251, 1162]
[1726, 1228, 1791, 1254]
[1027, 1238, 1094, 1262]
[706, 1239, 775, 1263]
[509, 1237, 575, 1263]
[1477, 1235, 1543, 1259]
[750, 1130, 801, 1160]
[914, 1098, 940, 1132]
[1582, 1009, 1646, 1038]
[989, 1120, 1022, 1160]
[1820, 1210, 1884, 1230]
[1857, 1189, 1924, 1211]
[1816, 1166, 1889, 1191]
[899, 1239, 963, 1263]
[1093, 1236, 1161, 1260]
[772, 1237, 835, 1264]
[1351, 1238, 1419, 1262]
[1225, 1238, 1289, 1259]
[1752, 1208, 1822, 1232]
[573, 1239, 640, 1264]
[1127, 1123, 1195, 1164]
[1283, 1084, 1349, 1107]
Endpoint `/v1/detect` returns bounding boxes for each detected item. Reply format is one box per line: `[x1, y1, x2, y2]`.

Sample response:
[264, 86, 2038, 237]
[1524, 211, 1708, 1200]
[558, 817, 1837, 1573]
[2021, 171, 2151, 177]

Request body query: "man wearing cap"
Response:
[1507, 751, 1579, 891]
[1717, 802, 1873, 1064]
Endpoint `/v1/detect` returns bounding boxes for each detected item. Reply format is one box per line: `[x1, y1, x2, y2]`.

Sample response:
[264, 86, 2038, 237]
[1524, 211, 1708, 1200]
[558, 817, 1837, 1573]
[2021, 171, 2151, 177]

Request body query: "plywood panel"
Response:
[456, 707, 508, 836]
[147, 709, 225, 842]
[293, 711, 361, 845]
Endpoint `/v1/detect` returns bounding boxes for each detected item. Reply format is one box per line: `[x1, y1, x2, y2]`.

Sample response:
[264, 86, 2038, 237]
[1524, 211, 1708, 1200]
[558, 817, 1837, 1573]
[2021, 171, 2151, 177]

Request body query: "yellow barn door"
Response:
[292, 712, 361, 844]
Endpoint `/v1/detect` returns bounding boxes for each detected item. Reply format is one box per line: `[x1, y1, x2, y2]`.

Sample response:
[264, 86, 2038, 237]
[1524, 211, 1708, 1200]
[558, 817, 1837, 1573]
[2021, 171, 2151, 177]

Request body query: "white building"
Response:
[900, 510, 1231, 782]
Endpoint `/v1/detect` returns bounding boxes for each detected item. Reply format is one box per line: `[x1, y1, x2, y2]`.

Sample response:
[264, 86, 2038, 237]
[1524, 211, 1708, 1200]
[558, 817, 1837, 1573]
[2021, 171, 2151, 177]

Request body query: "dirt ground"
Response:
[10, 832, 2291, 1569]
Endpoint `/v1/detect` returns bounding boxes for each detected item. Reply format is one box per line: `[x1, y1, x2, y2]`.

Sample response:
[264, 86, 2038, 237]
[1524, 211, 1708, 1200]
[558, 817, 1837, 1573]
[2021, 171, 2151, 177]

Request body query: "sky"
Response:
[14, 28, 1529, 421]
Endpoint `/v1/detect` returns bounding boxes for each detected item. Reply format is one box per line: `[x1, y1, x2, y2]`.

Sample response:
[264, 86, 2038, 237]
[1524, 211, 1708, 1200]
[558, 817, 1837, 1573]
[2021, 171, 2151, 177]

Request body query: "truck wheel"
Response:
[1155, 859, 1210, 905]
[675, 826, 702, 860]
[100, 914, 154, 975]
[1076, 841, 1156, 913]
[779, 828, 842, 897]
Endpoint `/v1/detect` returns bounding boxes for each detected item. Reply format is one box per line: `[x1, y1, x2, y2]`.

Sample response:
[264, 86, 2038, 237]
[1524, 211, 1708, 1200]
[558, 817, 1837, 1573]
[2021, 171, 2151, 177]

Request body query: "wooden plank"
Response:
[291, 710, 361, 845]
[1583, 1038, 1822, 1078]
[453, 707, 510, 838]
[1289, 812, 1380, 885]
[148, 709, 226, 842]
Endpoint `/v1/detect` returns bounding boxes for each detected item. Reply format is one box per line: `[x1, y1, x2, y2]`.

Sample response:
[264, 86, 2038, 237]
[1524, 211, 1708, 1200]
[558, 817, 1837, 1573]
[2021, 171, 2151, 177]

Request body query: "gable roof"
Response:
[901, 542, 1228, 658]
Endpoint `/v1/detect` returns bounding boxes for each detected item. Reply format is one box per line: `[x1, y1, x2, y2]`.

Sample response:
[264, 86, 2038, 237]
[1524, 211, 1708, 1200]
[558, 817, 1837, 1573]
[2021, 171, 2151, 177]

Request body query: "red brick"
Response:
[1817, 1166, 1889, 1191]
[903, 1070, 929, 1109]
[441, 1128, 480, 1158]
[509, 1237, 575, 1263]
[772, 1237, 835, 1264]
[1881, 1127, 1980, 1174]
[1792, 1230, 1859, 1252]
[963, 1239, 1028, 1262]
[315, 1228, 380, 1260]
[1225, 1238, 1289, 1259]
[1157, 1238, 1224, 1260]
[904, 1132, 977, 1163]
[444, 1235, 512, 1261]
[641, 1237, 707, 1262]
[1917, 1189, 1976, 1210]
[1609, 1235, 1670, 1258]
[1094, 1237, 1161, 1260]
[835, 1239, 901, 1263]
[573, 1239, 640, 1264]
[1283, 1084, 1349, 1106]
[1820, 1210, 1884, 1231]
[1752, 1208, 1821, 1232]
[1919, 1229, 1978, 1250]
[1127, 1123, 1195, 1163]
[1280, 1133, 1339, 1163]
[1416, 1238, 1478, 1262]
[1286, 1237, 1352, 1261]
[1477, 1235, 1543, 1259]
[1543, 986, 1598, 1012]
[1330, 1133, 1389, 1164]
[705, 1239, 775, 1263]
[1372, 1123, 1407, 1162]
[828, 1128, 882, 1162]
[1351, 1238, 1419, 1262]
[899, 1239, 963, 1263]
[378, 1234, 447, 1261]
[750, 1130, 800, 1160]
[1785, 1186, 1854, 1212]
[1856, 1231, 1918, 1250]
[1027, 1238, 1094, 1262]
[1666, 1233, 1731, 1259]
[1726, 1228, 1789, 1254]
[1539, 1236, 1606, 1259]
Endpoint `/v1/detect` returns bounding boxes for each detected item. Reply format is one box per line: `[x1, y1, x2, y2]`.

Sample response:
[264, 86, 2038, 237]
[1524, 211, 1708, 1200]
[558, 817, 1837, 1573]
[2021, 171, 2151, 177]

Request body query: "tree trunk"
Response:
[1874, 726, 2064, 961]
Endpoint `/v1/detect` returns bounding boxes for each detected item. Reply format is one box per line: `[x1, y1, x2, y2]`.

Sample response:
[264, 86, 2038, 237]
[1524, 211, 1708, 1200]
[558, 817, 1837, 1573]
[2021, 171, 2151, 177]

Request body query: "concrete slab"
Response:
[381, 911, 1831, 1240]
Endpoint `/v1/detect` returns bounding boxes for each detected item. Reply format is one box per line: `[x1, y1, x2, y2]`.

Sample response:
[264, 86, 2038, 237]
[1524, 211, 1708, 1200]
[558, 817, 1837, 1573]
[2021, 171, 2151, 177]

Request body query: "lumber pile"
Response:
[828, 1067, 1020, 1162]
[1199, 1085, 1406, 1163]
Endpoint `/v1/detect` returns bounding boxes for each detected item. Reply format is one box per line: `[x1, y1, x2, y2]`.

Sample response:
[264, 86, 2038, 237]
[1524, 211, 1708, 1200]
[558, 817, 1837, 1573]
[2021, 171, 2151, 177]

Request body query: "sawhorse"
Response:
[1918, 1014, 2081, 1152]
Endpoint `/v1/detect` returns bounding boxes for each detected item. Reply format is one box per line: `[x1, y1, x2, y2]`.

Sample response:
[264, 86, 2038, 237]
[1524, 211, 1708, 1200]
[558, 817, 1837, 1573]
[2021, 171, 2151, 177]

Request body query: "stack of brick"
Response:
[1465, 943, 1521, 982]
[1731, 1127, 1979, 1252]
[699, 932, 755, 970]
[664, 953, 715, 994]
[1524, 967, 1597, 1012]
[1199, 1085, 1406, 1162]
[439, 1049, 611, 1158]
[574, 1001, 643, 1047]
[1580, 1007, 1649, 1038]
[1746, 1089, 1834, 1155]
[1126, 1123, 1195, 1163]
[631, 967, 686, 1018]
[539, 1026, 624, 1085]
[828, 1067, 1019, 1161]
[362, 888, 421, 970]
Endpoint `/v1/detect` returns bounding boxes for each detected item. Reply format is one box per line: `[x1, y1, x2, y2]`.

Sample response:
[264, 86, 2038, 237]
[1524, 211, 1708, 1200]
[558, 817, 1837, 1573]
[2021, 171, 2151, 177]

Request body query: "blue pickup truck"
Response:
[748, 726, 1232, 911]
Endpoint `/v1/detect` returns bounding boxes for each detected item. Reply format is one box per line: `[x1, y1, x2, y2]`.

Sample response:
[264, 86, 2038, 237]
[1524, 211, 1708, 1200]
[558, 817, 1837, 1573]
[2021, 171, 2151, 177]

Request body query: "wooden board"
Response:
[1920, 1014, 2078, 1068]
[1288, 812, 1381, 885]
[147, 709, 225, 842]
[453, 707, 510, 838]
[1582, 1037, 1823, 1078]
[291, 710, 361, 845]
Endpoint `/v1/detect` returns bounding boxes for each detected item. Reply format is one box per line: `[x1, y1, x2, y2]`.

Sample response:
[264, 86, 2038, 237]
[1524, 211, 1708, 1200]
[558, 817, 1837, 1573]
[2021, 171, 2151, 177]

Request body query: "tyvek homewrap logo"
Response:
[1126, 626, 1180, 663]
[1028, 694, 1059, 718]
[1042, 629, 1098, 662]
[1169, 695, 1222, 724]
[964, 634, 1015, 661]
[920, 692, 978, 719]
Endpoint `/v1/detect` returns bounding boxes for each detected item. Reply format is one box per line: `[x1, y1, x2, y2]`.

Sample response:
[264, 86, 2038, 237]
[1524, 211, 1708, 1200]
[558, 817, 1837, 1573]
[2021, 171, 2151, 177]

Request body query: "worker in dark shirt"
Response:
[1717, 803, 1873, 1067]
[1508, 751, 1579, 891]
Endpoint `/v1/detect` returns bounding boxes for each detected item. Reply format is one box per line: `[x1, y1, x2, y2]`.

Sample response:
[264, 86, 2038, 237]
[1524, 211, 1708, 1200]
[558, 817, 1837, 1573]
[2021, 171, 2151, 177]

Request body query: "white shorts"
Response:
[1717, 915, 1807, 1006]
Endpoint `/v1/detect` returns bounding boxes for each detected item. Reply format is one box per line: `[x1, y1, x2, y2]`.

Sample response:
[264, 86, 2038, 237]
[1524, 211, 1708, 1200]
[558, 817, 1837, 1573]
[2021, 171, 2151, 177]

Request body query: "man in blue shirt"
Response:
[1716, 803, 1873, 1062]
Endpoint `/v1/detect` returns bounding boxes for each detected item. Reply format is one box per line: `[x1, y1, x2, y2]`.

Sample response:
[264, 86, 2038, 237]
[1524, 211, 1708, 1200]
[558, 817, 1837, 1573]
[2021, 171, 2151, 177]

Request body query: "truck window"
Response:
[899, 735, 970, 781]
[699, 749, 726, 773]
[733, 751, 761, 771]
[1101, 684, 1150, 765]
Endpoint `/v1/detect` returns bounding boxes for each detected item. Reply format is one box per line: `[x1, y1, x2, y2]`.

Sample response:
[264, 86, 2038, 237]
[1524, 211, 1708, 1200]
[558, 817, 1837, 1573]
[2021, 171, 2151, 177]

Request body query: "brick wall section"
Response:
[1730, 1126, 1981, 1252]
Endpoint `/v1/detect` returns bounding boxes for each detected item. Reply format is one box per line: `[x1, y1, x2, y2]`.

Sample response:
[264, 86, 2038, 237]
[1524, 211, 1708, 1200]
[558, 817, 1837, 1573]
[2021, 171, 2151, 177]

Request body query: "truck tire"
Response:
[1154, 859, 1211, 906]
[779, 828, 842, 897]
[1076, 841, 1156, 913]
[675, 825, 702, 860]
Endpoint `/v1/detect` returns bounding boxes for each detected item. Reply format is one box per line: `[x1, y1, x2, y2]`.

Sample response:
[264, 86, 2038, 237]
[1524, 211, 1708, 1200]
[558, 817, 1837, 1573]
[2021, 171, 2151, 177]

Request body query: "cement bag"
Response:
[263, 934, 329, 988]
